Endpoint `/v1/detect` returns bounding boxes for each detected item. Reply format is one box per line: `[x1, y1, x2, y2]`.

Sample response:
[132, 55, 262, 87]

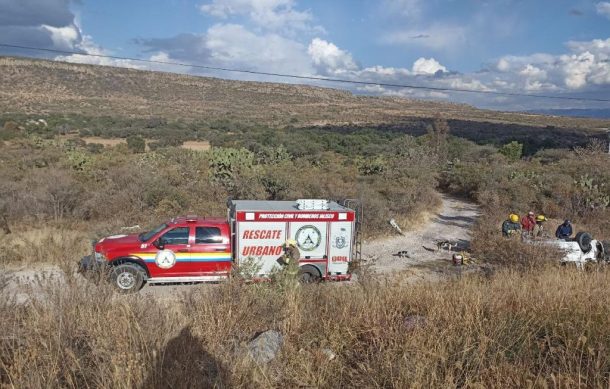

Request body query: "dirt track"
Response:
[364, 195, 480, 278]
[3, 196, 480, 301]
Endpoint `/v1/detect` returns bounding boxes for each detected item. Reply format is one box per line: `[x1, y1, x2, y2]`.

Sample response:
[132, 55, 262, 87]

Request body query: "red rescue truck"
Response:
[80, 199, 361, 292]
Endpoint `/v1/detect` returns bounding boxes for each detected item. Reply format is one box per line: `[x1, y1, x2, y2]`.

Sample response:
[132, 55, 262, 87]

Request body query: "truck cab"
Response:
[82, 216, 232, 292]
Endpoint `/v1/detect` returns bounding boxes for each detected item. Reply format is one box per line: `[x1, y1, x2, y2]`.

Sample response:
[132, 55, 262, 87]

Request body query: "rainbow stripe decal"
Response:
[132, 252, 232, 263]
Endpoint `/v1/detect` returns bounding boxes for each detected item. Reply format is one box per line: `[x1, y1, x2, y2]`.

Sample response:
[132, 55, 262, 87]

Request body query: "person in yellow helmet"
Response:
[533, 214, 547, 238]
[280, 239, 299, 263]
[502, 213, 521, 237]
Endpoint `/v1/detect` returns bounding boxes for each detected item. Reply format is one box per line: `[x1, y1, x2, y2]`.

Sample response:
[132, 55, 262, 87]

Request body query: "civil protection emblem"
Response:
[155, 249, 177, 269]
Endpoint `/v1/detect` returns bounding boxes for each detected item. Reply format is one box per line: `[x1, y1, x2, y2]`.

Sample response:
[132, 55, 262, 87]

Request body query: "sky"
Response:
[1, 0, 610, 111]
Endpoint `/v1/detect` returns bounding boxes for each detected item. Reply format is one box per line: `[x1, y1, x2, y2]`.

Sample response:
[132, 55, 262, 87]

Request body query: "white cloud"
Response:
[199, 0, 313, 31]
[206, 24, 313, 75]
[566, 38, 610, 56]
[560, 51, 596, 89]
[41, 24, 80, 50]
[307, 38, 358, 75]
[360, 65, 411, 78]
[519, 64, 547, 80]
[446, 77, 492, 92]
[493, 39, 610, 91]
[412, 57, 447, 75]
[57, 34, 145, 69]
[596, 2, 610, 19]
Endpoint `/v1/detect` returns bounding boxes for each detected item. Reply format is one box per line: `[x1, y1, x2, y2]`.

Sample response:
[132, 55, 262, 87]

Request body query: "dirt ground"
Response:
[363, 195, 480, 280]
[3, 196, 480, 302]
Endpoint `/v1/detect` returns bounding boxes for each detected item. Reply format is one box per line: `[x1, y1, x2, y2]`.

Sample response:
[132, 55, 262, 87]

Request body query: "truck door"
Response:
[189, 226, 232, 275]
[154, 226, 191, 276]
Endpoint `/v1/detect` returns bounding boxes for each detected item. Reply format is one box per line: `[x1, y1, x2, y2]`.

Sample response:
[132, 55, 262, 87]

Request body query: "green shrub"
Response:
[127, 135, 146, 153]
[499, 141, 523, 161]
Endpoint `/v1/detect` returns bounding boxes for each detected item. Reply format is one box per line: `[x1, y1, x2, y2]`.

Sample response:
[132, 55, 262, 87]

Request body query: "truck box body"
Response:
[229, 200, 355, 280]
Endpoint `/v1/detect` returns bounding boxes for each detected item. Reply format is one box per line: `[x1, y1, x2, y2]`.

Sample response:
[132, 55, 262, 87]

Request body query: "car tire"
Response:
[298, 265, 321, 283]
[575, 232, 593, 253]
[109, 263, 145, 293]
[602, 241, 610, 260]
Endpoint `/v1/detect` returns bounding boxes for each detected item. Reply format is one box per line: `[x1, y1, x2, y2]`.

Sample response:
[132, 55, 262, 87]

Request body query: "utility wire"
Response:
[1, 42, 610, 103]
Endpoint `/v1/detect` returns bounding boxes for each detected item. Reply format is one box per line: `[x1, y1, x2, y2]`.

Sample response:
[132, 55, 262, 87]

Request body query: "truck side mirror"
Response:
[153, 238, 165, 250]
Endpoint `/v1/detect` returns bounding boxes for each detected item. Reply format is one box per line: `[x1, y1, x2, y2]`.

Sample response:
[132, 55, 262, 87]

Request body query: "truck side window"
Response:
[160, 227, 189, 245]
[196, 227, 223, 244]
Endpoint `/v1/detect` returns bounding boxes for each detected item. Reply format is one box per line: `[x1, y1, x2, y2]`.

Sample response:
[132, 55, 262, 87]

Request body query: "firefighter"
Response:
[532, 215, 547, 238]
[521, 211, 536, 235]
[555, 220, 573, 240]
[279, 239, 301, 277]
[502, 214, 521, 237]
[275, 239, 300, 291]
[280, 240, 300, 265]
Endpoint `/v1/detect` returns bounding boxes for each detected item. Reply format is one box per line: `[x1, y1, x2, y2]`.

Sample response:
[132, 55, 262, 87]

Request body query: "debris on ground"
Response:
[321, 348, 337, 361]
[120, 224, 141, 231]
[403, 315, 427, 331]
[392, 251, 411, 258]
[452, 252, 478, 266]
[435, 239, 457, 251]
[389, 218, 405, 236]
[247, 330, 283, 364]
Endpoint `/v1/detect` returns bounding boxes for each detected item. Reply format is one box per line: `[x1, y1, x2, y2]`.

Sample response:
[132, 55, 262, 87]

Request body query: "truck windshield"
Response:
[139, 223, 168, 242]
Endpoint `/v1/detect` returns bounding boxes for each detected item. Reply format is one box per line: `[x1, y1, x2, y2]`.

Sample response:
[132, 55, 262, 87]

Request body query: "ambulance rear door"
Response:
[327, 221, 352, 276]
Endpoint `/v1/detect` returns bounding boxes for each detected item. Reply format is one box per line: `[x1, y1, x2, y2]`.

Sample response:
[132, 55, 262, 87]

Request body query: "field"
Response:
[1, 56, 610, 388]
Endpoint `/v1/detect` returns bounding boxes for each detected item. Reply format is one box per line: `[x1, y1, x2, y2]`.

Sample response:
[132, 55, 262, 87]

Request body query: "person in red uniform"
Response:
[521, 211, 536, 235]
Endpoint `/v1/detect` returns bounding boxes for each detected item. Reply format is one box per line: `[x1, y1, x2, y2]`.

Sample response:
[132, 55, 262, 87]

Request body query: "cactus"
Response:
[575, 174, 610, 209]
[209, 147, 256, 187]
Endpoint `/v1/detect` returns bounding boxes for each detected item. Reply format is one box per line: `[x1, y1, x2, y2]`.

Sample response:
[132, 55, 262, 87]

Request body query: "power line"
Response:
[1, 42, 610, 103]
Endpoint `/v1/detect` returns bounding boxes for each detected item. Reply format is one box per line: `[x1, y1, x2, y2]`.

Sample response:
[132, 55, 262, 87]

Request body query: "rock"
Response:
[247, 330, 283, 364]
[403, 315, 427, 331]
[321, 348, 336, 361]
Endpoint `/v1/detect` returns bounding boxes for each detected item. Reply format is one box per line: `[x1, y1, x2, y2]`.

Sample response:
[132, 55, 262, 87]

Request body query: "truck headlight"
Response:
[95, 252, 107, 262]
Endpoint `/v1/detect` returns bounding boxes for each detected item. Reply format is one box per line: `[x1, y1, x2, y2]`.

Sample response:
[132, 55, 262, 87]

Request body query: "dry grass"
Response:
[0, 228, 89, 267]
[181, 140, 211, 151]
[80, 137, 126, 147]
[2, 264, 610, 388]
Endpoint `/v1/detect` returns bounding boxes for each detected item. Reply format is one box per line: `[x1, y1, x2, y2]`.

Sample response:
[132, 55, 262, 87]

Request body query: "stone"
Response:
[247, 330, 283, 364]
[321, 348, 336, 361]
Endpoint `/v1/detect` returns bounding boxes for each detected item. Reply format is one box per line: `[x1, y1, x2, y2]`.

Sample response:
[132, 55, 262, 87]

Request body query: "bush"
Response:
[499, 141, 523, 161]
[127, 135, 146, 153]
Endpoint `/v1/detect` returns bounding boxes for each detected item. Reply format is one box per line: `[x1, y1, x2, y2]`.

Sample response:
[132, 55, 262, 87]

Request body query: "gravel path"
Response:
[363, 195, 480, 276]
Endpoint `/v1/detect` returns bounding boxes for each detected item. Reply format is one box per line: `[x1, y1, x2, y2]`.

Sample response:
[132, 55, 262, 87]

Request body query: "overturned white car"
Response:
[544, 232, 610, 268]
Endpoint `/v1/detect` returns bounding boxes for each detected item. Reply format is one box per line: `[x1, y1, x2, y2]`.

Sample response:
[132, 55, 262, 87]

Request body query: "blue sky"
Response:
[1, 0, 610, 111]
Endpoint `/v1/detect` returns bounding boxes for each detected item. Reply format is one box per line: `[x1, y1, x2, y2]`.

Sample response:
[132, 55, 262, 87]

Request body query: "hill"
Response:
[1, 56, 609, 131]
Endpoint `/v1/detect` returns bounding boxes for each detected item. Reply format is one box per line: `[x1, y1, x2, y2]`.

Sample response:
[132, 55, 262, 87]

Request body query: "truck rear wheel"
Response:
[298, 265, 321, 283]
[109, 263, 145, 293]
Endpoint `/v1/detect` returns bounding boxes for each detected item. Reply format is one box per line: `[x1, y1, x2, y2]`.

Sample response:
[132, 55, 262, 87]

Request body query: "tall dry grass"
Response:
[2, 265, 610, 388]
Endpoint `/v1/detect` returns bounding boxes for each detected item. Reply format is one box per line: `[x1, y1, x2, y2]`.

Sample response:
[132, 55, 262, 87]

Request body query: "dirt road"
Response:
[3, 196, 479, 301]
[363, 195, 480, 279]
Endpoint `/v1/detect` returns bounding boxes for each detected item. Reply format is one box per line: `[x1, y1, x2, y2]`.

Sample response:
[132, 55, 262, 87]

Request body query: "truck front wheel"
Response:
[298, 265, 321, 283]
[109, 263, 145, 293]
